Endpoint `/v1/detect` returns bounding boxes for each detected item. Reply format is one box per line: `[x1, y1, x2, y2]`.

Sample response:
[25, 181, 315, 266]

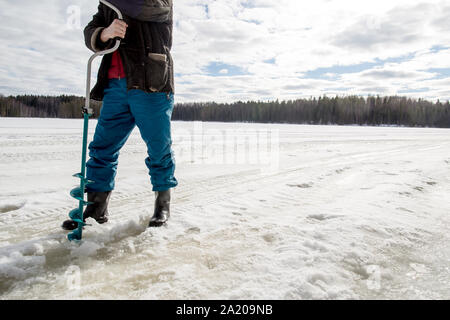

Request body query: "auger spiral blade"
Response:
[70, 187, 83, 201]
[73, 173, 94, 185]
[69, 208, 82, 221]
[68, 228, 83, 241]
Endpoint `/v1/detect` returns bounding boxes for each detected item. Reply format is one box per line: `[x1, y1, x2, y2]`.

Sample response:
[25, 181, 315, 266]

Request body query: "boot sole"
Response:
[61, 219, 79, 231]
[148, 220, 167, 227]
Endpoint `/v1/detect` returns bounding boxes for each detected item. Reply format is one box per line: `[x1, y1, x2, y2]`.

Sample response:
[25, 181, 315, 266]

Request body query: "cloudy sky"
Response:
[0, 0, 449, 103]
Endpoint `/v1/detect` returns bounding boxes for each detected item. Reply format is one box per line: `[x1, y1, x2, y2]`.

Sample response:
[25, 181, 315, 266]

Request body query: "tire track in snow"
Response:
[1, 142, 445, 244]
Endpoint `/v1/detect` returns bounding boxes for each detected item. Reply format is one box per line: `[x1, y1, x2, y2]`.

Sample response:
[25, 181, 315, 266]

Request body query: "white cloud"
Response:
[0, 0, 449, 102]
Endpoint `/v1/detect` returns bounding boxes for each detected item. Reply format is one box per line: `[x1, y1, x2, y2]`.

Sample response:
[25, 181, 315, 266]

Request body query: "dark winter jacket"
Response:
[84, 0, 174, 101]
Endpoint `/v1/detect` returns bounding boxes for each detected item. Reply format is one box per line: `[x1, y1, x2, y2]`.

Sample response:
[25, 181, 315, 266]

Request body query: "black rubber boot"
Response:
[62, 191, 112, 231]
[149, 190, 170, 227]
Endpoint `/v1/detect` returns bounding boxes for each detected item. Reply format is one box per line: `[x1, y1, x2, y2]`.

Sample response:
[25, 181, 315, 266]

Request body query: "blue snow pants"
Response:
[86, 78, 178, 192]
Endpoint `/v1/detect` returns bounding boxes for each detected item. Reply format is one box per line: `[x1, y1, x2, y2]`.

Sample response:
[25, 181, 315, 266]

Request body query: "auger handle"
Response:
[84, 0, 123, 114]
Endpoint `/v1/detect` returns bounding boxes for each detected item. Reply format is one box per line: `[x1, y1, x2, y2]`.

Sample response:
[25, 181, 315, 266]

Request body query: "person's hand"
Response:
[100, 19, 128, 42]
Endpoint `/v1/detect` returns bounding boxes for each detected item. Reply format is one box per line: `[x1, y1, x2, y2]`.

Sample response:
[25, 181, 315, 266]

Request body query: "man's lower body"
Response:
[78, 78, 177, 228]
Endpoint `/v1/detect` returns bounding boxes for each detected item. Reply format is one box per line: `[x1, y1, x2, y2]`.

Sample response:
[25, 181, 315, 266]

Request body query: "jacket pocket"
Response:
[145, 50, 170, 92]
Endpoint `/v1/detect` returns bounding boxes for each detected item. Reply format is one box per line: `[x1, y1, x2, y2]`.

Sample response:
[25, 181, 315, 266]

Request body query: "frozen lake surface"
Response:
[0, 118, 449, 299]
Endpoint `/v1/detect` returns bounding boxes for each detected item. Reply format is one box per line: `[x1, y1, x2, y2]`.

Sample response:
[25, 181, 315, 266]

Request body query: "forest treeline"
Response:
[1, 94, 449, 128]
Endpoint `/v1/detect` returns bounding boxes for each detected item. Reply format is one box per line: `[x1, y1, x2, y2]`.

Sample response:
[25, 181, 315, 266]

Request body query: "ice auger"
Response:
[66, 0, 123, 241]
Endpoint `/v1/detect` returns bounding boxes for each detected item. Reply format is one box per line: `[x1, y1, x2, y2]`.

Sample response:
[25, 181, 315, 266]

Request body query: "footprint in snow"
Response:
[287, 183, 313, 188]
[186, 227, 201, 234]
[308, 213, 343, 221]
[0, 203, 24, 213]
[262, 233, 277, 243]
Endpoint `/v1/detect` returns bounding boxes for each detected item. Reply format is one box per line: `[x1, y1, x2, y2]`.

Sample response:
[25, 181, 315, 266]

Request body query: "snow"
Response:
[0, 117, 449, 299]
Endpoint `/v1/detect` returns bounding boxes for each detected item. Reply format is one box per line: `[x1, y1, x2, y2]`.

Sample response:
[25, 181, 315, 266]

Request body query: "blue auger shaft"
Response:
[76, 112, 90, 238]
[67, 112, 90, 241]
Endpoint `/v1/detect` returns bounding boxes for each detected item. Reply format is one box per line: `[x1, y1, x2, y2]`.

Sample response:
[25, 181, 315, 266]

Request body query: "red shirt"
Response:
[108, 51, 126, 79]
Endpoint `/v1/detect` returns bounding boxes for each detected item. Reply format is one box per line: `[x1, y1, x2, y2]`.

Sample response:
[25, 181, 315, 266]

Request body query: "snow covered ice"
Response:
[0, 118, 449, 299]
